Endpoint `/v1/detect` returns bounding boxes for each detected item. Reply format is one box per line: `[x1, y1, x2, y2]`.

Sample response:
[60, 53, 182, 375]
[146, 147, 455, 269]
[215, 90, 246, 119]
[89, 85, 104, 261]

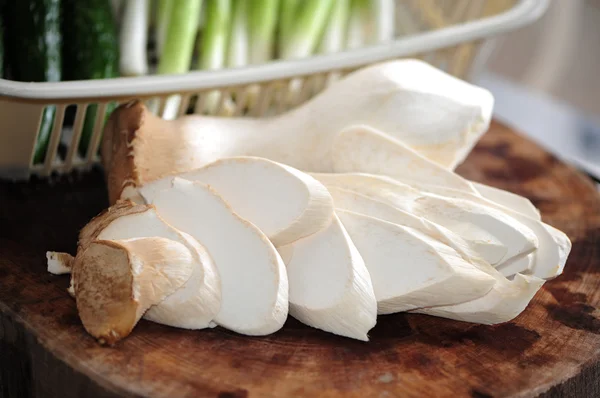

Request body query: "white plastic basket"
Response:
[0, 0, 549, 180]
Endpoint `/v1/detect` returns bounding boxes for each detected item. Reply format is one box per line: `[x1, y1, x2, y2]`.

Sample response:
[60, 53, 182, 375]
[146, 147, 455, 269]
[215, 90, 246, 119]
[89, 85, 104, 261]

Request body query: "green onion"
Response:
[280, 0, 334, 59]
[227, 0, 248, 68]
[198, 0, 232, 113]
[158, 0, 202, 75]
[248, 0, 280, 64]
[199, 0, 231, 70]
[347, 0, 394, 49]
[318, 0, 350, 54]
[155, 0, 173, 57]
[277, 0, 299, 52]
[119, 0, 149, 76]
[158, 0, 202, 119]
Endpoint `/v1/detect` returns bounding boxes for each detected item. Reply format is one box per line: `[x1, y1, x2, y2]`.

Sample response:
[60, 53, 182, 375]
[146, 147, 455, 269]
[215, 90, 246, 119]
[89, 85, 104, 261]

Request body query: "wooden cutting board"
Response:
[1, 121, 599, 398]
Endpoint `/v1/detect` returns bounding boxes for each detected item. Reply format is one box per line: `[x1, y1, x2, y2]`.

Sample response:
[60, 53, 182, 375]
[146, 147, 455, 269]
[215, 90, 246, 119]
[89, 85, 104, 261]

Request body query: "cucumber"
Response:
[5, 0, 62, 164]
[62, 0, 119, 156]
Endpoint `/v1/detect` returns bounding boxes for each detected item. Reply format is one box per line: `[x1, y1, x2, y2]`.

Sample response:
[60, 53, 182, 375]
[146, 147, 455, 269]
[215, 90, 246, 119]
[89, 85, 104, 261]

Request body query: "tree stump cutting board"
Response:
[1, 122, 600, 398]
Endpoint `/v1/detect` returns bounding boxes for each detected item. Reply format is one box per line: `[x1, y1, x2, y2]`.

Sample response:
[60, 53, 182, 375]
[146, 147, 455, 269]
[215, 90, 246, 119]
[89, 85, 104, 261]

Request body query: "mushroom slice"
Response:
[326, 186, 487, 262]
[391, 181, 570, 279]
[412, 194, 538, 268]
[147, 178, 288, 336]
[404, 181, 541, 221]
[415, 273, 545, 324]
[472, 182, 540, 220]
[80, 200, 221, 329]
[331, 125, 478, 194]
[314, 173, 538, 266]
[277, 215, 377, 341]
[337, 210, 495, 313]
[138, 157, 334, 247]
[73, 237, 194, 345]
[47, 251, 74, 275]
[329, 59, 494, 169]
[496, 253, 535, 277]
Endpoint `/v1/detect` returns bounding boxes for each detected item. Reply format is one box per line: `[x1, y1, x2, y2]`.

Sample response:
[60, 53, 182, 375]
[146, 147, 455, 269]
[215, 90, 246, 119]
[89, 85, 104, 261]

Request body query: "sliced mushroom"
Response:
[495, 253, 535, 277]
[415, 273, 545, 325]
[326, 185, 488, 263]
[313, 173, 538, 266]
[77, 200, 221, 329]
[472, 182, 540, 220]
[331, 125, 478, 194]
[383, 179, 570, 279]
[138, 157, 334, 247]
[337, 210, 495, 313]
[146, 178, 288, 336]
[73, 237, 194, 345]
[277, 215, 377, 340]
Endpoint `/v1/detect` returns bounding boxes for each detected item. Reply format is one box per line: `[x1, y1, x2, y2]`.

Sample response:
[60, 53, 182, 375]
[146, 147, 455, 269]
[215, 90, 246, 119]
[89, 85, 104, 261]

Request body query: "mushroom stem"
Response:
[72, 237, 194, 345]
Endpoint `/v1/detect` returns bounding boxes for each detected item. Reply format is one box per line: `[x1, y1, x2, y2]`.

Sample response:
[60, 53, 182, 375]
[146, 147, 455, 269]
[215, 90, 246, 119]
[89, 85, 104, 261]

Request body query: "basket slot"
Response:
[64, 104, 89, 171]
[84, 102, 108, 164]
[292, 76, 318, 109]
[312, 73, 329, 98]
[274, 80, 290, 115]
[216, 88, 232, 116]
[161, 95, 184, 120]
[250, 82, 276, 117]
[40, 105, 66, 176]
[232, 86, 250, 117]
[193, 93, 207, 115]
[325, 70, 343, 87]
[156, 96, 167, 116]
[177, 94, 192, 118]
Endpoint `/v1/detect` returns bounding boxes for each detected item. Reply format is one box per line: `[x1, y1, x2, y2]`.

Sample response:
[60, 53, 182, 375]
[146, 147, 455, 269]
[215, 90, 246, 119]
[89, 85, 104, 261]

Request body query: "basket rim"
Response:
[0, 0, 549, 101]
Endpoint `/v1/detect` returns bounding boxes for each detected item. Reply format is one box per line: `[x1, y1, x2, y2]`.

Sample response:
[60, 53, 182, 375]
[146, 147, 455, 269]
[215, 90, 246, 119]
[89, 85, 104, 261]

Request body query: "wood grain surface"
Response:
[1, 121, 600, 398]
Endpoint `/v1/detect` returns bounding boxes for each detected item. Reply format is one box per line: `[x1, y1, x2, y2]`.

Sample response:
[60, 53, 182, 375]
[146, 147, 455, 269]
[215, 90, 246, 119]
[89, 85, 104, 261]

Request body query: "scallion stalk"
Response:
[198, 0, 232, 113]
[119, 0, 149, 76]
[280, 0, 334, 59]
[318, 0, 350, 54]
[347, 0, 394, 49]
[248, 0, 280, 64]
[227, 0, 248, 68]
[155, 0, 173, 57]
[158, 0, 203, 119]
[277, 0, 299, 53]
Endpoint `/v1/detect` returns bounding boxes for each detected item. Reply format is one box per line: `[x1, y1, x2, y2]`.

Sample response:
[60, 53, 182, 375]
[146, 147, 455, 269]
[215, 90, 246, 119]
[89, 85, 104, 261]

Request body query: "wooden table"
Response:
[1, 122, 599, 398]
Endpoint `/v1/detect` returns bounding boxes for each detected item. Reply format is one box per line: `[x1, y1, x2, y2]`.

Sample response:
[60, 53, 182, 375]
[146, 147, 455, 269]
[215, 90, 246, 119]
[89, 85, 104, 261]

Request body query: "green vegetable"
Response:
[277, 0, 299, 52]
[198, 0, 231, 113]
[318, 0, 350, 54]
[199, 0, 231, 70]
[158, 0, 202, 75]
[155, 0, 172, 57]
[119, 0, 149, 77]
[279, 0, 334, 59]
[347, 0, 394, 49]
[157, 0, 202, 119]
[227, 0, 248, 68]
[62, 0, 119, 156]
[5, 0, 62, 164]
[248, 0, 279, 64]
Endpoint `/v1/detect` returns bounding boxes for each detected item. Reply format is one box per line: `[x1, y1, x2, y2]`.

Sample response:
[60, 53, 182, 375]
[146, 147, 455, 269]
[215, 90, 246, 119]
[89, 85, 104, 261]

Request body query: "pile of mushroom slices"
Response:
[47, 59, 571, 345]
